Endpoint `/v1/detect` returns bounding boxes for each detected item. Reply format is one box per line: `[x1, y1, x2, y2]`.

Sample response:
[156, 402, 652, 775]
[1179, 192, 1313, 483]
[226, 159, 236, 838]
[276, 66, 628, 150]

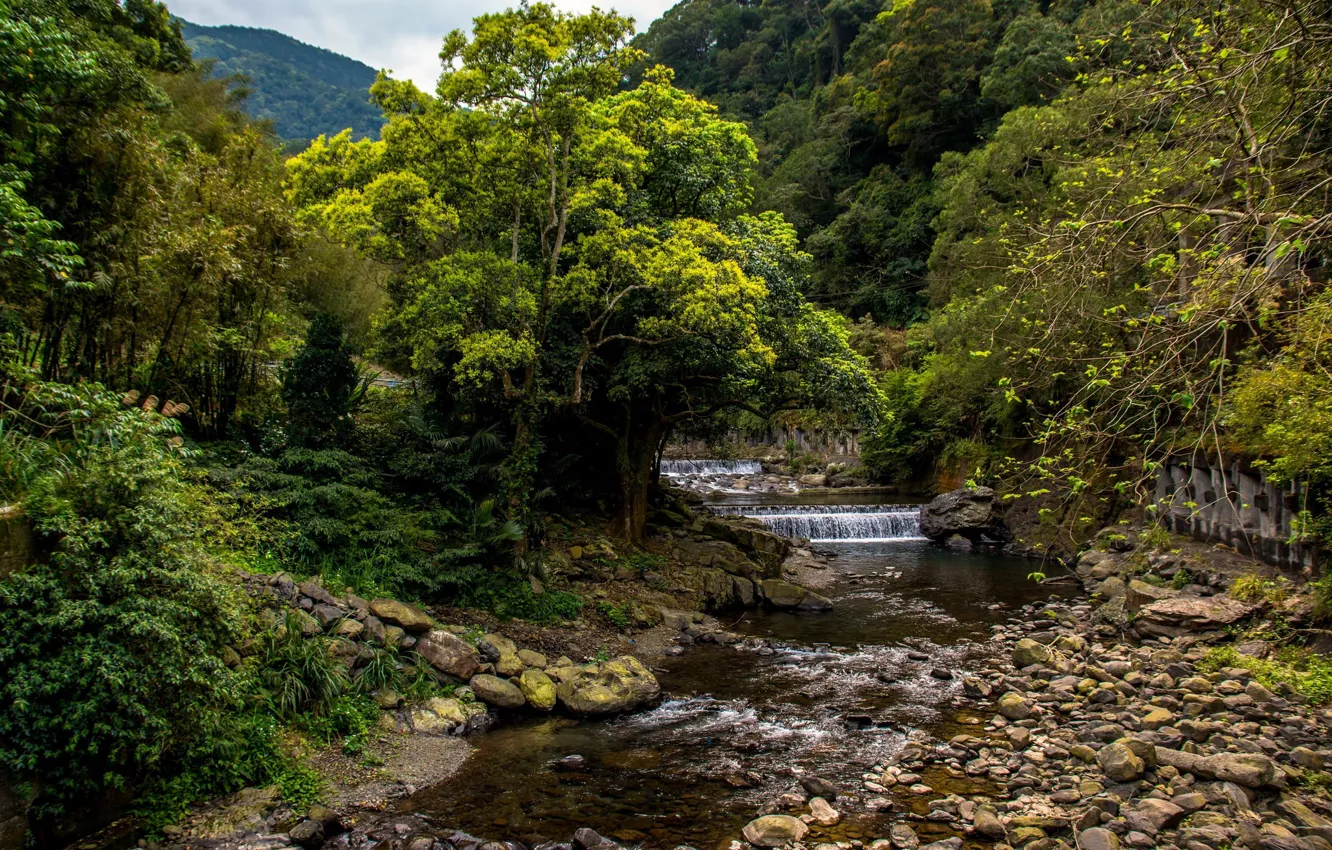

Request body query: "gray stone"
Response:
[918, 487, 1008, 544]
[741, 815, 808, 847]
[416, 630, 481, 680]
[469, 673, 526, 709]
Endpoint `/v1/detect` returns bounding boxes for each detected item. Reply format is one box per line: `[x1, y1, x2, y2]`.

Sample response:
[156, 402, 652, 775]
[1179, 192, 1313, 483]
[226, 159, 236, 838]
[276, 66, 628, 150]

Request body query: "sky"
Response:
[168, 0, 677, 90]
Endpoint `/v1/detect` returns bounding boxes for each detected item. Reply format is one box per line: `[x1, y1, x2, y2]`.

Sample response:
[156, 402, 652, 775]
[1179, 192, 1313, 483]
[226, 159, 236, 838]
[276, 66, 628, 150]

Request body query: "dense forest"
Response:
[182, 20, 384, 145]
[1, 0, 1330, 842]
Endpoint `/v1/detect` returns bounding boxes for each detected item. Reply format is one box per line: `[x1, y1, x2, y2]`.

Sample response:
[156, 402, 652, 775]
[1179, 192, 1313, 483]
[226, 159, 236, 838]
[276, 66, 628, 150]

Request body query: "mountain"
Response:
[180, 20, 385, 145]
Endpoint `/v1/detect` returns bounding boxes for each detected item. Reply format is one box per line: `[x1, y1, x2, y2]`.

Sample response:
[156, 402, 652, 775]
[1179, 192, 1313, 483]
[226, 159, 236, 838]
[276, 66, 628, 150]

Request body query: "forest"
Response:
[1, 0, 1330, 844]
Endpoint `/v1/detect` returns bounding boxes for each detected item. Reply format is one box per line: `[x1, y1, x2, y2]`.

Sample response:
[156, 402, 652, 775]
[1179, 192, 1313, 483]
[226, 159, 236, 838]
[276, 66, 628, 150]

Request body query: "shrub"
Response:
[1230, 573, 1289, 605]
[251, 616, 350, 719]
[1201, 644, 1332, 705]
[0, 381, 240, 819]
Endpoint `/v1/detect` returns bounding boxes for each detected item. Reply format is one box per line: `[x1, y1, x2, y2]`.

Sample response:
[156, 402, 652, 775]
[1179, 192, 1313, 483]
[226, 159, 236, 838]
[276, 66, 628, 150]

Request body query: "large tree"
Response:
[290, 6, 882, 543]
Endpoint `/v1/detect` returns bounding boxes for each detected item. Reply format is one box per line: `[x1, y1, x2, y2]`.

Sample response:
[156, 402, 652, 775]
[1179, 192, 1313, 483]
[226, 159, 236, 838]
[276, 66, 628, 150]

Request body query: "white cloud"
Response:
[169, 0, 674, 89]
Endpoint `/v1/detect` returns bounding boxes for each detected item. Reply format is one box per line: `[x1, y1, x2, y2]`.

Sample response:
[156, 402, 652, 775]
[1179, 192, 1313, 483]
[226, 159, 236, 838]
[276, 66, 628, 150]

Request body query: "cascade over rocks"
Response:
[918, 487, 1010, 545]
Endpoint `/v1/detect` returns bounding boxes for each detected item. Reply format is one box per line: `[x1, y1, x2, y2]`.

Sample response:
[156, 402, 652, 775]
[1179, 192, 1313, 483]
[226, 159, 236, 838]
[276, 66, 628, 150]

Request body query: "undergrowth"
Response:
[1201, 644, 1332, 705]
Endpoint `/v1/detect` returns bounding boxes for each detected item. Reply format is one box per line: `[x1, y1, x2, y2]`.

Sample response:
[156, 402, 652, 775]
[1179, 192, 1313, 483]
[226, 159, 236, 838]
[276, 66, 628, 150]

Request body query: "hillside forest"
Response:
[1, 0, 1331, 840]
[180, 20, 385, 147]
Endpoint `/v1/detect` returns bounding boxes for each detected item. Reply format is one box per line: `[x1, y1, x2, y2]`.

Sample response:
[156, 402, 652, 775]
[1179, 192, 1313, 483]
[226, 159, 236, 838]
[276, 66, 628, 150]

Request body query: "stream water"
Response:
[408, 492, 1069, 849]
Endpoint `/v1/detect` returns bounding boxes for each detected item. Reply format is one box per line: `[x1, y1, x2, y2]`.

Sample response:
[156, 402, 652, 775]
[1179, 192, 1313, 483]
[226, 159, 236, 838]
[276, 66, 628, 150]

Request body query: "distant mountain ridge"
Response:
[181, 20, 385, 145]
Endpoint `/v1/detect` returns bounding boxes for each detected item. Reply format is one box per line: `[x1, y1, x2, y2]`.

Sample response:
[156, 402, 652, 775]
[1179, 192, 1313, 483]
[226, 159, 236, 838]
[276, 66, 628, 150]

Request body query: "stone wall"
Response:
[1155, 454, 1316, 570]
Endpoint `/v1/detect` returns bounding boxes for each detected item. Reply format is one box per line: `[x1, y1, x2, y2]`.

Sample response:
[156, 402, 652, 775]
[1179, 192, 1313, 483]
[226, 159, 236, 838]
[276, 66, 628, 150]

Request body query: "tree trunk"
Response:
[616, 417, 663, 545]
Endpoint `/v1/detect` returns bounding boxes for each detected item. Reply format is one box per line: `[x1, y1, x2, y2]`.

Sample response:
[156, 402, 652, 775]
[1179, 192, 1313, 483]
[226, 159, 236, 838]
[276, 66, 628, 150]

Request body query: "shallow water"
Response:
[409, 528, 1068, 848]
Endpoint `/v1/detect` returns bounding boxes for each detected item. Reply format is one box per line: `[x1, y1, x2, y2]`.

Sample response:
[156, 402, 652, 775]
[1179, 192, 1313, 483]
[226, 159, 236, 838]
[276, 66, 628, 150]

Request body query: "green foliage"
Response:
[597, 601, 632, 630]
[0, 379, 238, 818]
[1201, 645, 1332, 705]
[1137, 525, 1172, 552]
[626, 552, 666, 575]
[282, 313, 366, 448]
[1230, 574, 1290, 606]
[251, 615, 349, 719]
[181, 21, 384, 143]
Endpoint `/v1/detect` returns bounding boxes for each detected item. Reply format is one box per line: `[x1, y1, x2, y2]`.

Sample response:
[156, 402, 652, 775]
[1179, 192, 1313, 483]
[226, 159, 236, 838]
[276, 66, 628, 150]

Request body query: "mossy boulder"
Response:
[519, 668, 557, 711]
[555, 655, 661, 716]
[369, 598, 433, 632]
[469, 673, 526, 709]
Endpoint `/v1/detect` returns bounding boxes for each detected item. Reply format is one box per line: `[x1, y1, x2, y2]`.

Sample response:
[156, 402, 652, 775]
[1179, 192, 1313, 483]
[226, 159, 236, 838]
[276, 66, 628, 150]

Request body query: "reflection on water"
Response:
[409, 540, 1070, 849]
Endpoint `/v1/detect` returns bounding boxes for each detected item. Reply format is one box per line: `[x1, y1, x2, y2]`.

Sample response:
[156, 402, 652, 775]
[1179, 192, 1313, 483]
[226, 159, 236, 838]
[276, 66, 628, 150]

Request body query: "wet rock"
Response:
[417, 630, 482, 680]
[1013, 637, 1053, 667]
[519, 668, 558, 711]
[889, 824, 920, 850]
[741, 815, 808, 847]
[918, 487, 1008, 545]
[470, 674, 526, 709]
[920, 840, 962, 850]
[808, 796, 840, 826]
[930, 668, 953, 680]
[573, 827, 619, 850]
[552, 755, 586, 771]
[369, 598, 434, 632]
[760, 579, 833, 611]
[287, 820, 324, 849]
[799, 776, 839, 801]
[556, 655, 661, 715]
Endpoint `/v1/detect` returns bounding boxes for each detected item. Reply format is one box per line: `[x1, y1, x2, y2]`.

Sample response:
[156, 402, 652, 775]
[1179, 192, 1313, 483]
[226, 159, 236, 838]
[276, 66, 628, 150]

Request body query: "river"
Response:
[407, 488, 1070, 849]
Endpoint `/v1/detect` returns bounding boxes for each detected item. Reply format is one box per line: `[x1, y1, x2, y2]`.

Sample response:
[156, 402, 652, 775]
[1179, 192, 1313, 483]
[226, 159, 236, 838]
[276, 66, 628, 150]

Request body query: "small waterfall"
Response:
[712, 504, 923, 542]
[661, 459, 763, 476]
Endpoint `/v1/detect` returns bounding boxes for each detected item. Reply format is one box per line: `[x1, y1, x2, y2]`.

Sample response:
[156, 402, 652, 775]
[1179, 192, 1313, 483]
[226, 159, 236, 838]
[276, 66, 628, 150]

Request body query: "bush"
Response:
[0, 381, 240, 819]
[1201, 644, 1332, 705]
[251, 615, 350, 719]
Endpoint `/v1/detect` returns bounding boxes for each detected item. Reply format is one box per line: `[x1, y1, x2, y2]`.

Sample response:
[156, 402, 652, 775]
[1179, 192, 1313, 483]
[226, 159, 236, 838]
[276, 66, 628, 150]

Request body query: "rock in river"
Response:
[556, 655, 661, 715]
[918, 487, 1009, 544]
[742, 815, 809, 847]
[760, 579, 833, 611]
[470, 673, 526, 709]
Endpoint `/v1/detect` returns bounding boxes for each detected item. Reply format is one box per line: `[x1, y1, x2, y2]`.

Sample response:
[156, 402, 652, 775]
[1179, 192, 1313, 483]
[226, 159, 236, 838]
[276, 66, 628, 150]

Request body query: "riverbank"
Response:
[106, 516, 1332, 850]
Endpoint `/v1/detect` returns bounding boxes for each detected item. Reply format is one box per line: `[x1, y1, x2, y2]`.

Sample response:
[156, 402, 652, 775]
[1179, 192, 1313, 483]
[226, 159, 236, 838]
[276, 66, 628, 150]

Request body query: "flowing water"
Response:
[409, 488, 1069, 849]
[661, 459, 764, 476]
[710, 504, 924, 542]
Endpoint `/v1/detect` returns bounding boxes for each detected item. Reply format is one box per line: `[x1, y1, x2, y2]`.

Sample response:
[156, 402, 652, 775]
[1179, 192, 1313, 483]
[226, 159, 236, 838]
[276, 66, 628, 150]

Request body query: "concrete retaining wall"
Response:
[1155, 454, 1317, 570]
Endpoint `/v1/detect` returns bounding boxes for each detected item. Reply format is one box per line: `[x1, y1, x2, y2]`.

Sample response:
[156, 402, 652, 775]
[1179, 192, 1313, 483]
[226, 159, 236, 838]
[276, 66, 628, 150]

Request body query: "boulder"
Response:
[556, 655, 661, 716]
[469, 673, 526, 709]
[1135, 595, 1258, 638]
[809, 796, 840, 826]
[1098, 742, 1146, 782]
[369, 598, 433, 632]
[1125, 799, 1185, 835]
[416, 630, 481, 680]
[1153, 748, 1278, 788]
[974, 806, 1007, 839]
[299, 581, 340, 606]
[741, 815, 809, 847]
[1012, 638, 1052, 668]
[517, 649, 548, 668]
[760, 579, 833, 611]
[798, 474, 828, 487]
[1078, 828, 1121, 850]
[519, 668, 558, 711]
[1125, 579, 1179, 612]
[997, 692, 1035, 721]
[288, 819, 325, 849]
[918, 487, 1009, 545]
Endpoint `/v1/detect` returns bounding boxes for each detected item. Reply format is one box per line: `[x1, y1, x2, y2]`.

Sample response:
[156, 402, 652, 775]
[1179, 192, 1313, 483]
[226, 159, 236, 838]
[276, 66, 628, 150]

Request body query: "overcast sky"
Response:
[169, 0, 676, 90]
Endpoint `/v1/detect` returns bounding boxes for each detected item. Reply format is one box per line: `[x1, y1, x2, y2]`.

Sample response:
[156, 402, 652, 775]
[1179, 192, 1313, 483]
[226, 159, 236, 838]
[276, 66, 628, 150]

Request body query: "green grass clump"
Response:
[1201, 644, 1332, 704]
